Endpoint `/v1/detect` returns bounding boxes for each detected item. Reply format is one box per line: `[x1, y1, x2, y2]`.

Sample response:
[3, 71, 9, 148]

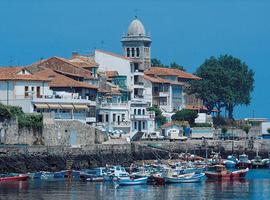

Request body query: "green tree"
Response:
[170, 62, 185, 71]
[267, 128, 270, 134]
[171, 109, 198, 125]
[151, 58, 163, 67]
[147, 106, 166, 127]
[189, 55, 254, 119]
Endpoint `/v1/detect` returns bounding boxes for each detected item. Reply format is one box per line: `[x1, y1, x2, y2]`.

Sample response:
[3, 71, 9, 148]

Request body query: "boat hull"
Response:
[205, 169, 248, 179]
[0, 174, 29, 182]
[164, 173, 205, 183]
[117, 177, 148, 186]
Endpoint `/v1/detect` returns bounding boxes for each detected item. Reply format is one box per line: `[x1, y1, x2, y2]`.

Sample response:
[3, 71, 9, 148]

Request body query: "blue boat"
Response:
[223, 155, 239, 168]
[117, 177, 148, 186]
[53, 171, 66, 179]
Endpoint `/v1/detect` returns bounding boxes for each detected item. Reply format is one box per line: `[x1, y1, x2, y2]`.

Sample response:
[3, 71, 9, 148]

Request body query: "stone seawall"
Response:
[0, 140, 269, 173]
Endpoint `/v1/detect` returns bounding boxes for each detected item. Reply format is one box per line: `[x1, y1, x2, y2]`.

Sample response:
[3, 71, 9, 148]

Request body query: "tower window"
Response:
[127, 48, 130, 57]
[131, 48, 135, 57]
[136, 48, 140, 57]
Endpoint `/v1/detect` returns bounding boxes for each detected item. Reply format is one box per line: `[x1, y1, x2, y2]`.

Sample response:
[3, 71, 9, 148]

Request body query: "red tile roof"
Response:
[69, 56, 98, 69]
[144, 75, 170, 84]
[105, 71, 119, 78]
[0, 67, 49, 81]
[33, 68, 97, 89]
[30, 57, 93, 79]
[161, 122, 181, 129]
[145, 67, 201, 80]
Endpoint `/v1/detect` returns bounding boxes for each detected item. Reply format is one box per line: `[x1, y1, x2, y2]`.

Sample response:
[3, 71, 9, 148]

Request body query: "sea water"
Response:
[0, 169, 269, 200]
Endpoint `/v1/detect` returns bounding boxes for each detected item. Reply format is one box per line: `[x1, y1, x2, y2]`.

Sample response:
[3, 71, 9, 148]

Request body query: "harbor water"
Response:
[0, 169, 269, 200]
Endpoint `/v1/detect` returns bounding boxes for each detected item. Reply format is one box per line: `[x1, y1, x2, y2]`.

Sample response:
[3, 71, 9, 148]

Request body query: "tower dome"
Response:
[127, 19, 146, 36]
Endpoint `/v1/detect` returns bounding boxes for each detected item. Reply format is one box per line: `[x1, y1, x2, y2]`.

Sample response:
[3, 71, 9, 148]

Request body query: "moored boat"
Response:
[237, 154, 251, 169]
[0, 174, 29, 182]
[164, 173, 205, 183]
[116, 177, 148, 186]
[251, 156, 265, 168]
[205, 165, 248, 179]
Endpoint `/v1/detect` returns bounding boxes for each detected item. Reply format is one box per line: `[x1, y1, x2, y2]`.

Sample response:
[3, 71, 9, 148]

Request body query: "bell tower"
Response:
[121, 17, 152, 70]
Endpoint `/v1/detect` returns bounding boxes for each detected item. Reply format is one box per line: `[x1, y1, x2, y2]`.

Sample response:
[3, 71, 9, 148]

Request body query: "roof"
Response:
[161, 122, 182, 129]
[144, 75, 170, 84]
[145, 67, 201, 80]
[30, 57, 93, 79]
[128, 19, 146, 36]
[105, 71, 119, 78]
[33, 68, 97, 90]
[0, 67, 49, 81]
[69, 56, 98, 69]
[95, 49, 132, 61]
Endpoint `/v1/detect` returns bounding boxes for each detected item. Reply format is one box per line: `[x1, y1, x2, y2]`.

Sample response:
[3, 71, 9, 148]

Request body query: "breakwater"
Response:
[0, 140, 270, 173]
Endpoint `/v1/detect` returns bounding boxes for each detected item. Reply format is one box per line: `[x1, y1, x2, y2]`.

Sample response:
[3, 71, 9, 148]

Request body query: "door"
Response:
[69, 128, 77, 146]
[138, 121, 142, 131]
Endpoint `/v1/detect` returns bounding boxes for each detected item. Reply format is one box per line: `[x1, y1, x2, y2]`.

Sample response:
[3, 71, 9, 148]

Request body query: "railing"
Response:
[99, 103, 128, 109]
[134, 82, 144, 86]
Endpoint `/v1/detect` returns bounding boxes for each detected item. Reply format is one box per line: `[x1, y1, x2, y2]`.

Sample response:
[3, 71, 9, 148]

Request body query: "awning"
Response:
[48, 104, 61, 109]
[35, 103, 49, 109]
[73, 104, 88, 110]
[60, 104, 74, 109]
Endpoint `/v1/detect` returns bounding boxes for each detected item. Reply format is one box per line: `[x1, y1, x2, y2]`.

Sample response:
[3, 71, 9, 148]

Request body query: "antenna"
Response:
[134, 8, 139, 19]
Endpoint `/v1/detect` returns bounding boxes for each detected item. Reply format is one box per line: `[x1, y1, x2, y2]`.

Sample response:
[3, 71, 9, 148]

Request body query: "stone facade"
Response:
[42, 113, 95, 146]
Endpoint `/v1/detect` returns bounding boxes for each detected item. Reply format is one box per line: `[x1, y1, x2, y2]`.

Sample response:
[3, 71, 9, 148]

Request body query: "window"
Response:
[160, 97, 167, 105]
[142, 109, 145, 115]
[127, 48, 130, 57]
[134, 121, 137, 129]
[142, 122, 145, 129]
[37, 86, 41, 98]
[105, 114, 109, 122]
[131, 48, 135, 57]
[24, 86, 29, 97]
[138, 109, 141, 115]
[113, 113, 116, 122]
[136, 47, 140, 57]
[98, 115, 103, 122]
[122, 114, 125, 121]
[134, 109, 137, 115]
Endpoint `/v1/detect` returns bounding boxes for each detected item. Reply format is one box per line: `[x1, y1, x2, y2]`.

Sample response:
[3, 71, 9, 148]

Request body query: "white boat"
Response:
[164, 172, 205, 183]
[103, 166, 129, 181]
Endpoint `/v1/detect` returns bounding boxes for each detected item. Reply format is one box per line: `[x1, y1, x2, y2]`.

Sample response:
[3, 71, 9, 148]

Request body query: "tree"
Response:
[151, 58, 163, 67]
[189, 55, 254, 119]
[267, 128, 270, 134]
[151, 58, 186, 71]
[147, 106, 167, 127]
[171, 109, 198, 125]
[170, 62, 185, 71]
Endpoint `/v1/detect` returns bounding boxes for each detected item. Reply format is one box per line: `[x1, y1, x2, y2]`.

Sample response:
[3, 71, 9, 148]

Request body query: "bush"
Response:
[267, 128, 270, 134]
[242, 125, 251, 135]
[221, 126, 228, 134]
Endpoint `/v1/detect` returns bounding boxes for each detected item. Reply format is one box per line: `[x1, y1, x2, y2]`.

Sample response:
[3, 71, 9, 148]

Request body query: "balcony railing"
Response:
[99, 103, 128, 109]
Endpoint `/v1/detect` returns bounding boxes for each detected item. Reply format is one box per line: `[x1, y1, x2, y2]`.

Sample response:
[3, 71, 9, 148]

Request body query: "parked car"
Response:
[147, 131, 164, 140]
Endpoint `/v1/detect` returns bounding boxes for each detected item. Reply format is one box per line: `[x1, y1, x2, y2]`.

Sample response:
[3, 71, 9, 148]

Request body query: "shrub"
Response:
[267, 128, 270, 134]
[171, 109, 198, 125]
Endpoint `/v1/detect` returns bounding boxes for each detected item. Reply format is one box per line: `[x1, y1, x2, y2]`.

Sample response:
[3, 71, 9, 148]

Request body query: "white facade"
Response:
[0, 80, 51, 113]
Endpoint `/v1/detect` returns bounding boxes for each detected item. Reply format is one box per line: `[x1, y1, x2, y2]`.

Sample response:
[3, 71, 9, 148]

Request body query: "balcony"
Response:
[32, 95, 96, 106]
[133, 70, 144, 76]
[99, 103, 129, 110]
[159, 92, 169, 97]
[130, 113, 155, 120]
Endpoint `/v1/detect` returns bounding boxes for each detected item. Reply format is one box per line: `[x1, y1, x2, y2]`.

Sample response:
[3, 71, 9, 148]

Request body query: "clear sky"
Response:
[1, 0, 270, 119]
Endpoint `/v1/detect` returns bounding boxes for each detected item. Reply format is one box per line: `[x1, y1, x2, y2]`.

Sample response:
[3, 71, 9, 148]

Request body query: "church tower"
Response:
[121, 17, 152, 70]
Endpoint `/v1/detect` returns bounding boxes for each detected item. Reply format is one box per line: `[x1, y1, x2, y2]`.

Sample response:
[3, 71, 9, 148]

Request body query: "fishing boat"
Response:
[116, 176, 148, 186]
[205, 165, 248, 179]
[164, 172, 205, 183]
[251, 155, 265, 168]
[0, 174, 29, 182]
[237, 154, 251, 169]
[86, 176, 104, 182]
[103, 166, 129, 181]
[149, 173, 165, 184]
[54, 171, 67, 178]
[223, 155, 239, 169]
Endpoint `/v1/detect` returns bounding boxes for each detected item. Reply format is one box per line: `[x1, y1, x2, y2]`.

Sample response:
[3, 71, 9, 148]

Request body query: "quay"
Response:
[0, 139, 269, 173]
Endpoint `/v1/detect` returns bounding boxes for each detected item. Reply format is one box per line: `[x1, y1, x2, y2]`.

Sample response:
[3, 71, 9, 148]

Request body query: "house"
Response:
[0, 67, 51, 113]
[160, 122, 184, 139]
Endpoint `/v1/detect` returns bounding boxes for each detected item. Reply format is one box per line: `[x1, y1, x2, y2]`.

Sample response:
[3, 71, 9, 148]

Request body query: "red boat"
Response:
[0, 174, 29, 182]
[205, 165, 249, 179]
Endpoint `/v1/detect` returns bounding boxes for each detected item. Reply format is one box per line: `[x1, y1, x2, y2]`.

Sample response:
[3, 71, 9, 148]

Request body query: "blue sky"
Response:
[1, 0, 270, 119]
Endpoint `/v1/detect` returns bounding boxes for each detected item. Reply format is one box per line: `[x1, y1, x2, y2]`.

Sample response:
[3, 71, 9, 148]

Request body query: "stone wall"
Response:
[0, 118, 19, 144]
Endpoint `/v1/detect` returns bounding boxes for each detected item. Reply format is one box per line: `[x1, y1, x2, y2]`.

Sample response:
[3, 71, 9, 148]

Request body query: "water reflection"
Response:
[0, 170, 269, 200]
